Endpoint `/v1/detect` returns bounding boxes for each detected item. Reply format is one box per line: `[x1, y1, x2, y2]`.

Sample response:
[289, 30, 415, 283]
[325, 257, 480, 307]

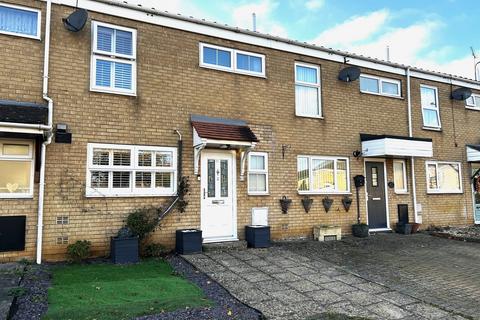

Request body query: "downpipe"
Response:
[406, 67, 419, 224]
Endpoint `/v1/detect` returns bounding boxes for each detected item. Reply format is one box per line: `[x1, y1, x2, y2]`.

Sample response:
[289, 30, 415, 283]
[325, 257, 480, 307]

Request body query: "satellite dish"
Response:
[451, 87, 472, 101]
[338, 66, 361, 82]
[63, 8, 88, 32]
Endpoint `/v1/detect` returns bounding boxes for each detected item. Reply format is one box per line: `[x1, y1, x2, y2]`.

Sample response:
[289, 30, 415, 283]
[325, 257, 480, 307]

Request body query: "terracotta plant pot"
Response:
[411, 223, 421, 233]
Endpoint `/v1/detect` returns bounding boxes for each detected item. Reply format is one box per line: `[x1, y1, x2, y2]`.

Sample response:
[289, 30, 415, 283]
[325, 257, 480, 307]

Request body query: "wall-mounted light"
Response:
[353, 150, 362, 158]
[55, 123, 72, 144]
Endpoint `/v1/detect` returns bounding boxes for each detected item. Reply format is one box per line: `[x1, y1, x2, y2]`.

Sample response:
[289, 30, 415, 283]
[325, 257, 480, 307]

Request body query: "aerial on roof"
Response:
[49, 0, 480, 89]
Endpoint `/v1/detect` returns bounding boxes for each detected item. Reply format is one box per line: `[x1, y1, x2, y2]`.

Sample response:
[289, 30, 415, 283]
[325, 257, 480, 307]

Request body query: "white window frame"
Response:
[247, 152, 269, 195]
[86, 143, 177, 197]
[466, 93, 480, 111]
[294, 62, 322, 118]
[0, 2, 41, 40]
[425, 161, 463, 194]
[90, 21, 137, 96]
[420, 84, 441, 130]
[393, 160, 408, 194]
[199, 43, 266, 77]
[0, 139, 34, 199]
[297, 155, 350, 195]
[359, 74, 401, 98]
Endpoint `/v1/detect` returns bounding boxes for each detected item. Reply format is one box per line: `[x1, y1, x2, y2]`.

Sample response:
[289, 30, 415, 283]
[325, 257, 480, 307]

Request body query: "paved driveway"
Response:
[183, 233, 479, 320]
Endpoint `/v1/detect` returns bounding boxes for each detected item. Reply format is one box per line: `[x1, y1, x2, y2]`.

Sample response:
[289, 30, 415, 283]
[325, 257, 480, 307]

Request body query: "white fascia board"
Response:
[48, 0, 480, 90]
[467, 146, 480, 162]
[362, 138, 433, 158]
[0, 126, 44, 135]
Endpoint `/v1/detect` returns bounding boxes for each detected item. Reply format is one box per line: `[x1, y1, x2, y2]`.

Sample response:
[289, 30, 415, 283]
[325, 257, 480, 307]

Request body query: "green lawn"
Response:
[44, 259, 212, 320]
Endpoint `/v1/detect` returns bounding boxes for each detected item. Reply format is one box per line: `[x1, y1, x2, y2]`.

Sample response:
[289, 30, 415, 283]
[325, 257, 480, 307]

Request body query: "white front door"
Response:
[201, 150, 237, 242]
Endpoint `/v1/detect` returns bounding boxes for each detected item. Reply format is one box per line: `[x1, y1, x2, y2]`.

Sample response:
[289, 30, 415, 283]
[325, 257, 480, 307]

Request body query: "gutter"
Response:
[36, 0, 54, 265]
[406, 67, 419, 224]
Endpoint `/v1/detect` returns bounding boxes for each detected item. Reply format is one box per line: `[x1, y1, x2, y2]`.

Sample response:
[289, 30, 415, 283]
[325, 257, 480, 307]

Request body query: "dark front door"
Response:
[365, 162, 388, 229]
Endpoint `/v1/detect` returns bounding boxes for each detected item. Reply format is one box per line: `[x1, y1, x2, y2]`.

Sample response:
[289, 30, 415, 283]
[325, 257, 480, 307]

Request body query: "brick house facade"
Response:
[1, 0, 479, 262]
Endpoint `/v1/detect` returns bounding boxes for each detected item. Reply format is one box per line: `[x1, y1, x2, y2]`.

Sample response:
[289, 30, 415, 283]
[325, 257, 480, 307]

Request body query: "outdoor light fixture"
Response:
[55, 123, 72, 144]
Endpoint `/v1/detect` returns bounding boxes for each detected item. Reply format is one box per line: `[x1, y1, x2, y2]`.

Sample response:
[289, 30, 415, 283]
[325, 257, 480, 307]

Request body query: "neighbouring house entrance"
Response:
[472, 165, 480, 224]
[200, 150, 237, 242]
[365, 161, 389, 229]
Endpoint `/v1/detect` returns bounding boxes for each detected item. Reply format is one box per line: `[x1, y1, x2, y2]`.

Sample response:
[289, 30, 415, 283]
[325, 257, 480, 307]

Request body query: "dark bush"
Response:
[142, 243, 168, 257]
[126, 207, 158, 240]
[66, 240, 91, 263]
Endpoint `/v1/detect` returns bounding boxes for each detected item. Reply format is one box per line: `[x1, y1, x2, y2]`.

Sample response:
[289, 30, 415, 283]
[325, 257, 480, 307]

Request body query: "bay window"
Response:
[0, 140, 34, 198]
[297, 156, 349, 194]
[86, 143, 177, 197]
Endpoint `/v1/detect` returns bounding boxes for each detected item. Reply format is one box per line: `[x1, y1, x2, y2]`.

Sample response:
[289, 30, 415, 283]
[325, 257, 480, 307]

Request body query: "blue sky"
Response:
[117, 0, 480, 78]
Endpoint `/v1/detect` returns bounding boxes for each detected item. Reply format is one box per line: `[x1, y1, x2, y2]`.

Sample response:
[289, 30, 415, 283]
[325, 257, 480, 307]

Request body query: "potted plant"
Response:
[175, 229, 202, 254]
[352, 223, 369, 238]
[279, 196, 292, 214]
[411, 223, 421, 233]
[301, 196, 313, 213]
[322, 196, 334, 213]
[111, 227, 139, 264]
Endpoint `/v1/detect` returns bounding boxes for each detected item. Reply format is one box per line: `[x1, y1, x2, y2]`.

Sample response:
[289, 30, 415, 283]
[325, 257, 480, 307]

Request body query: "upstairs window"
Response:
[426, 161, 462, 194]
[295, 62, 322, 118]
[86, 143, 177, 197]
[466, 93, 480, 110]
[199, 43, 265, 77]
[0, 3, 40, 39]
[360, 74, 401, 97]
[420, 85, 441, 129]
[91, 21, 136, 95]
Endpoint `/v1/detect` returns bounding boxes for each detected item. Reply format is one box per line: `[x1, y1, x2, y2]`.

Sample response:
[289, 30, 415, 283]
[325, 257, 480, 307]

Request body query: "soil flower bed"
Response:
[429, 225, 480, 243]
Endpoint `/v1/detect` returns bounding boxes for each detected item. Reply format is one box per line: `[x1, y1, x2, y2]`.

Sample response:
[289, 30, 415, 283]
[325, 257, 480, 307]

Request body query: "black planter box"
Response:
[110, 236, 139, 264]
[245, 225, 271, 248]
[352, 224, 369, 238]
[176, 229, 202, 254]
[396, 223, 413, 235]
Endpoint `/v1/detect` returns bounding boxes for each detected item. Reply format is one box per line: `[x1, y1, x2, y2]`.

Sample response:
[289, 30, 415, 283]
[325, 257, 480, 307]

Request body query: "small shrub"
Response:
[66, 240, 91, 263]
[126, 207, 159, 240]
[8, 287, 27, 298]
[142, 243, 168, 258]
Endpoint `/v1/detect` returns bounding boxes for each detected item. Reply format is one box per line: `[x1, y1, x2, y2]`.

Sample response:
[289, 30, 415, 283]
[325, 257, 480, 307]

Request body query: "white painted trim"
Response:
[359, 74, 401, 98]
[361, 138, 433, 158]
[297, 155, 350, 194]
[471, 164, 480, 224]
[45, 0, 480, 90]
[425, 161, 463, 194]
[199, 42, 266, 77]
[247, 152, 269, 195]
[420, 84, 441, 129]
[364, 158, 390, 230]
[466, 93, 480, 110]
[295, 62, 322, 118]
[393, 159, 408, 194]
[369, 228, 392, 232]
[0, 138, 35, 198]
[92, 20, 137, 59]
[0, 2, 41, 40]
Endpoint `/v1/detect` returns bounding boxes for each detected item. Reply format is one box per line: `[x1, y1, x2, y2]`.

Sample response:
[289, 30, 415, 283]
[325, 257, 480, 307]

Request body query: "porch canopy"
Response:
[360, 133, 433, 158]
[192, 115, 258, 179]
[466, 145, 480, 162]
[0, 100, 48, 135]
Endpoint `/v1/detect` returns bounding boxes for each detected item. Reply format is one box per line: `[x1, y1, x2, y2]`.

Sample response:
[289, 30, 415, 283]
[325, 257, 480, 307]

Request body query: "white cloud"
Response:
[230, 0, 288, 37]
[312, 10, 389, 48]
[305, 0, 324, 10]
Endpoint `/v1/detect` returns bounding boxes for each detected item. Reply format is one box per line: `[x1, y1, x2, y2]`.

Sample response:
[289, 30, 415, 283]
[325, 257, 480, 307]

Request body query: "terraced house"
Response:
[1, 0, 480, 263]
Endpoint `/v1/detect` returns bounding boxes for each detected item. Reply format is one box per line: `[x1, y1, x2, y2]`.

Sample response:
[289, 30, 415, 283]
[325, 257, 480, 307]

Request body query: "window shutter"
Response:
[115, 30, 133, 56]
[95, 59, 112, 87]
[114, 62, 132, 89]
[97, 26, 113, 52]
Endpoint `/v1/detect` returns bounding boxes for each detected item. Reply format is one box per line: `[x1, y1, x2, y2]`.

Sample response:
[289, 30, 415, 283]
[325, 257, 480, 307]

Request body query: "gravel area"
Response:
[10, 263, 50, 320]
[430, 224, 480, 242]
[138, 255, 262, 320]
[9, 256, 262, 320]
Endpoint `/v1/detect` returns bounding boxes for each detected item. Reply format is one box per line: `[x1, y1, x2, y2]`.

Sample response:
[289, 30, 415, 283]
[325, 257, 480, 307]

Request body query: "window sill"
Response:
[199, 64, 266, 79]
[298, 191, 351, 195]
[426, 191, 463, 195]
[0, 194, 33, 199]
[248, 192, 270, 196]
[465, 106, 480, 111]
[85, 192, 176, 198]
[422, 126, 442, 132]
[394, 191, 409, 195]
[295, 114, 324, 120]
[90, 87, 137, 97]
[360, 91, 403, 100]
[0, 30, 40, 41]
